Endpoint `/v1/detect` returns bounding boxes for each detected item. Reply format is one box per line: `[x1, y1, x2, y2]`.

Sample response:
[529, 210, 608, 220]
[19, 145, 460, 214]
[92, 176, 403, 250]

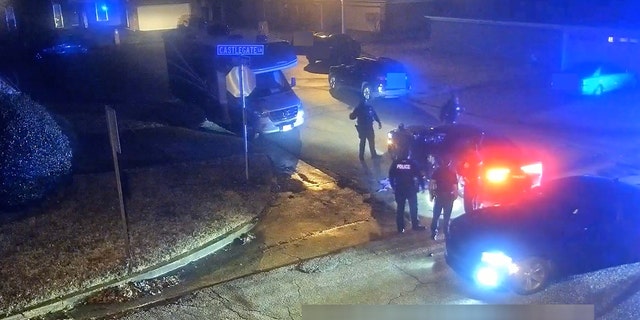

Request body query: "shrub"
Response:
[0, 91, 73, 211]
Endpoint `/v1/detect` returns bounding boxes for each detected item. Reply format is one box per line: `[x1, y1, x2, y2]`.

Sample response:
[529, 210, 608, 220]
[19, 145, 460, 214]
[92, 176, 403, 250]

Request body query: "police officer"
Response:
[392, 123, 413, 161]
[429, 157, 459, 240]
[459, 143, 482, 213]
[349, 99, 382, 160]
[439, 94, 463, 124]
[389, 149, 426, 234]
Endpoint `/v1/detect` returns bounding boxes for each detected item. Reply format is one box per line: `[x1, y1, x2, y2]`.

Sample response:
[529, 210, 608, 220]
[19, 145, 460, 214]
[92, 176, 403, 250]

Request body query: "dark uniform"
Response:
[392, 123, 413, 161]
[439, 95, 463, 124]
[459, 147, 482, 213]
[429, 160, 458, 240]
[349, 100, 382, 160]
[389, 153, 425, 233]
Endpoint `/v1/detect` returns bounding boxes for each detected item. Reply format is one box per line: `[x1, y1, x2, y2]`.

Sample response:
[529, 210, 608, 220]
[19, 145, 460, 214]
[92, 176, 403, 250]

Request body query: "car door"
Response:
[347, 60, 370, 92]
[554, 188, 612, 272]
[343, 60, 363, 90]
[331, 62, 354, 88]
[606, 185, 640, 264]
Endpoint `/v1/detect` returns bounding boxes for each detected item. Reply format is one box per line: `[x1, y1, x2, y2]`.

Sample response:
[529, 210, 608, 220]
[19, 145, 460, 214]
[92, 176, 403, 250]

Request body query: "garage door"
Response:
[137, 3, 191, 31]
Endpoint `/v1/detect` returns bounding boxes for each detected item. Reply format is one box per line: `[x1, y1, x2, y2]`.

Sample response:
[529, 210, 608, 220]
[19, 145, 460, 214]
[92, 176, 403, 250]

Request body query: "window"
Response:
[5, 6, 16, 31]
[53, 3, 64, 28]
[96, 3, 109, 22]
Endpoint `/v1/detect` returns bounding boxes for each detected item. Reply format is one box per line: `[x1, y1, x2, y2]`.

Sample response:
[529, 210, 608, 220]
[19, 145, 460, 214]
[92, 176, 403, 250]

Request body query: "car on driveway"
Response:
[387, 123, 542, 210]
[306, 32, 361, 66]
[551, 62, 637, 96]
[445, 175, 640, 295]
[329, 56, 411, 101]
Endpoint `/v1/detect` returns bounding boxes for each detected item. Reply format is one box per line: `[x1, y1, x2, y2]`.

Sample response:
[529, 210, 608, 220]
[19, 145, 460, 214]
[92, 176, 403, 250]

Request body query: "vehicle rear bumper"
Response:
[373, 88, 409, 99]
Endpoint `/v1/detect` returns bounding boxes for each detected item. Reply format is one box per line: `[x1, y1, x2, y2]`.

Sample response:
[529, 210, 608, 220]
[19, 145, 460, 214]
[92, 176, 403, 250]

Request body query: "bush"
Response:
[0, 91, 73, 211]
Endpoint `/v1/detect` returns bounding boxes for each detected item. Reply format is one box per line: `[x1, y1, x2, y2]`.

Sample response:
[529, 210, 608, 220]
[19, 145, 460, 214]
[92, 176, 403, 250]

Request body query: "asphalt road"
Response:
[79, 45, 640, 319]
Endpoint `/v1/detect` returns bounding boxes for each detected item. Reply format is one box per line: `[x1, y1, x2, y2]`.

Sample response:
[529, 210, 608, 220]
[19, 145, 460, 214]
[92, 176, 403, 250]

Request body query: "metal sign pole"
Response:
[240, 62, 249, 181]
[217, 44, 262, 182]
[105, 106, 132, 273]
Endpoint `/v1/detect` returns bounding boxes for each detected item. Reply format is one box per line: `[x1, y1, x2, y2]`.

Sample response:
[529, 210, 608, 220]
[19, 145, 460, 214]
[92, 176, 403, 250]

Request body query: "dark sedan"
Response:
[387, 123, 543, 210]
[306, 32, 361, 66]
[445, 175, 640, 295]
[329, 56, 411, 101]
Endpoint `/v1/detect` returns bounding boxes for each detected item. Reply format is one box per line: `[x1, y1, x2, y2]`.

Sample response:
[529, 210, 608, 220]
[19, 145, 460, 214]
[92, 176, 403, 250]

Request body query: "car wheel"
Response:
[594, 85, 604, 96]
[362, 84, 372, 101]
[510, 256, 553, 295]
[329, 75, 338, 91]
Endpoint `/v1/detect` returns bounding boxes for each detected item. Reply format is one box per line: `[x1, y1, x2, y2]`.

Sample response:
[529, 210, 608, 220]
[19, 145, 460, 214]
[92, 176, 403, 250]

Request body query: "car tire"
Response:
[510, 256, 553, 295]
[362, 84, 373, 101]
[329, 75, 338, 92]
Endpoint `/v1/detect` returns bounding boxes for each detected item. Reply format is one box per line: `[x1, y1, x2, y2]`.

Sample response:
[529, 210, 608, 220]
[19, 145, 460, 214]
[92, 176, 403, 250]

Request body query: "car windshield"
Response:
[249, 71, 291, 98]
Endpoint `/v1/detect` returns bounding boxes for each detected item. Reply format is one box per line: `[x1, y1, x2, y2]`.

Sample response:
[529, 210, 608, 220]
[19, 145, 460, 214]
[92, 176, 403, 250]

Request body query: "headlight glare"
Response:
[475, 266, 501, 287]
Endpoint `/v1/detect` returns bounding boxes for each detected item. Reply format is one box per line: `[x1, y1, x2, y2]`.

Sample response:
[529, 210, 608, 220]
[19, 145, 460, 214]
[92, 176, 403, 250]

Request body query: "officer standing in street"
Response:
[392, 123, 413, 161]
[349, 99, 382, 160]
[459, 142, 482, 213]
[429, 157, 459, 240]
[439, 93, 463, 124]
[388, 149, 426, 234]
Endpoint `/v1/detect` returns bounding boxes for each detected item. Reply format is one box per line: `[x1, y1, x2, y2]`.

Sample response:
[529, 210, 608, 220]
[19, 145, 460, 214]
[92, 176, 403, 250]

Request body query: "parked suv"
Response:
[329, 56, 411, 101]
[306, 32, 360, 66]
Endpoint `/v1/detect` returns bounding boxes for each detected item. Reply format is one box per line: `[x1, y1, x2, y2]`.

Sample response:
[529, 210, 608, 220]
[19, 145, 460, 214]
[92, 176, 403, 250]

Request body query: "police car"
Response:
[387, 123, 543, 209]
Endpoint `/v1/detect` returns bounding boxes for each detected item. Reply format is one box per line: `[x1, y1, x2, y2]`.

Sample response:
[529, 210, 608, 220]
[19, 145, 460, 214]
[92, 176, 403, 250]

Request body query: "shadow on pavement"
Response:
[303, 61, 332, 75]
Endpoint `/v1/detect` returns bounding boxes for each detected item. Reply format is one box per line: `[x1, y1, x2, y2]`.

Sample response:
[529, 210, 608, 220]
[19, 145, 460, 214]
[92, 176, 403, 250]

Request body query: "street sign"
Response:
[226, 66, 256, 98]
[217, 44, 265, 56]
[216, 44, 265, 182]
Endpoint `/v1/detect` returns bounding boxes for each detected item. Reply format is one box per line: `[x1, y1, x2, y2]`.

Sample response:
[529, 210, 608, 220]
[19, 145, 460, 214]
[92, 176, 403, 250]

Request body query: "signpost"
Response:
[217, 44, 264, 181]
[105, 106, 131, 273]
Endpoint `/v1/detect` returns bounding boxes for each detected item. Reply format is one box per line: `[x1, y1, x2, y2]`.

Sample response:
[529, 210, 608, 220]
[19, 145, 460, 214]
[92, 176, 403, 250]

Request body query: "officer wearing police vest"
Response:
[388, 149, 426, 234]
[429, 156, 459, 240]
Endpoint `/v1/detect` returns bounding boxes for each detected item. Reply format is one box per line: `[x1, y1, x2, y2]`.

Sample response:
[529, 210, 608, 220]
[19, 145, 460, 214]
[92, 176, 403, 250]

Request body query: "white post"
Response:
[105, 106, 131, 273]
[341, 0, 345, 33]
[320, 3, 324, 31]
[240, 63, 249, 181]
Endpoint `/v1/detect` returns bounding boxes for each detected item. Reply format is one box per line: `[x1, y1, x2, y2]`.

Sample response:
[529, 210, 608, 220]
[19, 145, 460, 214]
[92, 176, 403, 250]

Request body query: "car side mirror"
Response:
[290, 77, 296, 87]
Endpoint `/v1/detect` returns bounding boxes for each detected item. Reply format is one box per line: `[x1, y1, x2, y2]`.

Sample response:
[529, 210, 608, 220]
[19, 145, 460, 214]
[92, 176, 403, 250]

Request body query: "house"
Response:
[254, 0, 430, 37]
[0, 1, 199, 45]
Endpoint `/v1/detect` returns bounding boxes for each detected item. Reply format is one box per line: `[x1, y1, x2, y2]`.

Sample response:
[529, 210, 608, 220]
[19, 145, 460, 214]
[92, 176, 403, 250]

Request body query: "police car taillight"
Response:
[521, 162, 542, 175]
[485, 167, 511, 183]
[521, 162, 543, 187]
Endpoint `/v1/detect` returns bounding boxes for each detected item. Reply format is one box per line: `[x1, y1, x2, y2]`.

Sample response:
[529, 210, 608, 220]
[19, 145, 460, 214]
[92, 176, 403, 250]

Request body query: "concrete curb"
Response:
[3, 220, 258, 320]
